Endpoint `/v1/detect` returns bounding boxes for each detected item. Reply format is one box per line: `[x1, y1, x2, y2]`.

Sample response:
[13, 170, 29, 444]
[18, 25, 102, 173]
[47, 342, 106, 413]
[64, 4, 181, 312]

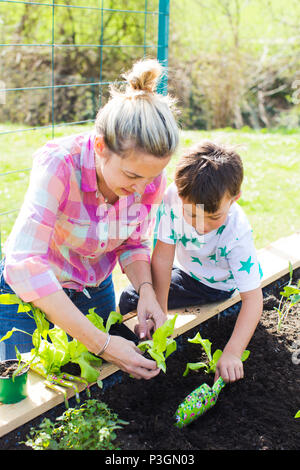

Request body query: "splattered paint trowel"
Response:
[174, 377, 226, 428]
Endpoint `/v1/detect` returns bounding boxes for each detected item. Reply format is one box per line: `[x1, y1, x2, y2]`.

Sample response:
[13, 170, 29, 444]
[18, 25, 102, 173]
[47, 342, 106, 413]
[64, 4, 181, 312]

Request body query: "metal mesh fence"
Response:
[0, 0, 170, 257]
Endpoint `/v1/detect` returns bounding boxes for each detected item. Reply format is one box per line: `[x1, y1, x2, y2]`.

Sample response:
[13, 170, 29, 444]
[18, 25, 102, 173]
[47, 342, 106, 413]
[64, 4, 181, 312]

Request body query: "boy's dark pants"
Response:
[119, 266, 234, 315]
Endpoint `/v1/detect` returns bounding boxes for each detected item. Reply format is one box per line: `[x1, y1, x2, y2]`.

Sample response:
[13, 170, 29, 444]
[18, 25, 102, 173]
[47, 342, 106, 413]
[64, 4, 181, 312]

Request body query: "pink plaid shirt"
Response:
[4, 132, 166, 302]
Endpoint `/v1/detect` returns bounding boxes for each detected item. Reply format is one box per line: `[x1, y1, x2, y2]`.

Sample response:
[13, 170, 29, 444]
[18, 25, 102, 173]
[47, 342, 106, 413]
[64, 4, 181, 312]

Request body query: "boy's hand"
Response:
[214, 351, 244, 383]
[134, 318, 155, 340]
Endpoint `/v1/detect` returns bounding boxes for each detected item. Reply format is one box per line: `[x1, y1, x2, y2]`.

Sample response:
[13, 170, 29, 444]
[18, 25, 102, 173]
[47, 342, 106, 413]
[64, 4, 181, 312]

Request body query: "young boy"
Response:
[119, 141, 263, 383]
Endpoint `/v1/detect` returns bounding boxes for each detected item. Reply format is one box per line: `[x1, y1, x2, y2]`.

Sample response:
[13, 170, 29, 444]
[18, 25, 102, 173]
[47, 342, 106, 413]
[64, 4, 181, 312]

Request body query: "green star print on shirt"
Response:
[191, 256, 203, 266]
[218, 246, 231, 258]
[179, 233, 190, 247]
[238, 256, 255, 274]
[203, 275, 218, 284]
[216, 225, 226, 235]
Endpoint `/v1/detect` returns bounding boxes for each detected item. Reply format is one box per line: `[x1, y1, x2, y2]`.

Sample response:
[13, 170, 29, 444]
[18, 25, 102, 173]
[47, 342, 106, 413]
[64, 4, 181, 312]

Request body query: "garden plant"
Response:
[0, 293, 123, 407]
[183, 331, 250, 376]
[274, 263, 300, 331]
[137, 315, 178, 373]
[23, 399, 128, 450]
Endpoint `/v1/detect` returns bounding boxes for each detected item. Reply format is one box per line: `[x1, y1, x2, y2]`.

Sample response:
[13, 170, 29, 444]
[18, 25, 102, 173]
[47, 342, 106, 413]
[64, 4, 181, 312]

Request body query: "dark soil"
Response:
[0, 360, 28, 378]
[0, 270, 299, 450]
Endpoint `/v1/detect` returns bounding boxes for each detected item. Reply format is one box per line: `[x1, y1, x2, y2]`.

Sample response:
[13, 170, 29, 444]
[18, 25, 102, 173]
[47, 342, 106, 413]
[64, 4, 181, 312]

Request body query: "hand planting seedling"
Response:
[183, 331, 250, 376]
[137, 315, 178, 372]
[275, 262, 300, 331]
[0, 293, 123, 407]
[174, 332, 250, 428]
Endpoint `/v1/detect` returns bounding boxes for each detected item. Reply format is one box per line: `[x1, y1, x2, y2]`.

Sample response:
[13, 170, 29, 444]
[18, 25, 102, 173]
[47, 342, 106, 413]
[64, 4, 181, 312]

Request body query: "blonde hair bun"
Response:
[95, 58, 178, 158]
[124, 58, 163, 93]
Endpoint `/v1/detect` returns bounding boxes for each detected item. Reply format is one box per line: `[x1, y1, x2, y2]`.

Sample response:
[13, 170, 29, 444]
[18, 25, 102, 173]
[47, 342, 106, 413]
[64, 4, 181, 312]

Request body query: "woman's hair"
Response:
[95, 58, 179, 158]
[175, 141, 244, 213]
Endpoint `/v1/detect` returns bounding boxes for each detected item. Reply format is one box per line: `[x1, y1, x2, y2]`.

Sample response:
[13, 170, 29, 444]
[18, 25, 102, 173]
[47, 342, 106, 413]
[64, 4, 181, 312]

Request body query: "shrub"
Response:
[23, 399, 128, 450]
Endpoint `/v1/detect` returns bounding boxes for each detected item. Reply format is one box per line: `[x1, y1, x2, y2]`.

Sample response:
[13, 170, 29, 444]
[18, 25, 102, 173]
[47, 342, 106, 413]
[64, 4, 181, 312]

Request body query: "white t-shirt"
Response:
[156, 183, 262, 293]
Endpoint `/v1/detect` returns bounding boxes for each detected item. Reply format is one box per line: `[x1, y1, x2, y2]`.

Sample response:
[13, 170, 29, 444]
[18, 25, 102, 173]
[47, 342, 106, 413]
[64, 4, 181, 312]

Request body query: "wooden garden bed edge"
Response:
[0, 232, 299, 438]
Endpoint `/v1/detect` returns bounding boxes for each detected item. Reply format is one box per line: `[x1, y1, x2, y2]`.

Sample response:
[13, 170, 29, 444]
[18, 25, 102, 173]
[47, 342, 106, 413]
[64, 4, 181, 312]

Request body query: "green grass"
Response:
[1, 124, 300, 296]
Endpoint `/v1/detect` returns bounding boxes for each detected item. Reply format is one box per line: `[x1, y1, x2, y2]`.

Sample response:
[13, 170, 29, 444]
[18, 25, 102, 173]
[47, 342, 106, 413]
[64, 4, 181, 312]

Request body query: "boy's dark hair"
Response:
[175, 141, 244, 213]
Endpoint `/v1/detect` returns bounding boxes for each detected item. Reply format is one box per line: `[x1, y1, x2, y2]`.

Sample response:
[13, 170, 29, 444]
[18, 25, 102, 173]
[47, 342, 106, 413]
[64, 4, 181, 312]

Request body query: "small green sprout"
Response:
[183, 331, 250, 376]
[275, 262, 300, 331]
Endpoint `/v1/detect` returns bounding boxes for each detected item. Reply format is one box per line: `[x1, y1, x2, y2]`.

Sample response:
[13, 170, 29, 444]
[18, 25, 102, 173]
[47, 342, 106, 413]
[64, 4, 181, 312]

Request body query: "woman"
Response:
[0, 59, 179, 380]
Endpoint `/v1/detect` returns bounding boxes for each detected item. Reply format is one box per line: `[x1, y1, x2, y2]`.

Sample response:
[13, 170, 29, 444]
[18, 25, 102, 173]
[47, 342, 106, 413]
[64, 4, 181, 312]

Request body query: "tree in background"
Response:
[0, 0, 299, 130]
[168, 0, 300, 129]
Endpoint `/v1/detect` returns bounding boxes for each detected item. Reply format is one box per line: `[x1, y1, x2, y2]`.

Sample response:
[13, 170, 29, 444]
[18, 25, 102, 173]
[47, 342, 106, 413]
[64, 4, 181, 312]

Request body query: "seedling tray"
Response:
[0, 232, 299, 437]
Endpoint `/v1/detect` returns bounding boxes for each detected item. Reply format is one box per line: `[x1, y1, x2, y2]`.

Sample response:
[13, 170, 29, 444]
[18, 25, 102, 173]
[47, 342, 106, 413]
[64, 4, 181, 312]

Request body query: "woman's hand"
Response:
[101, 334, 160, 380]
[136, 283, 168, 339]
[214, 351, 244, 383]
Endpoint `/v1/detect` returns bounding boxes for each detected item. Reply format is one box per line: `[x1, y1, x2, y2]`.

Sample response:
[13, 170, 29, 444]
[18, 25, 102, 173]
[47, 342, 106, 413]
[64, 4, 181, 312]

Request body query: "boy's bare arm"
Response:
[215, 286, 263, 382]
[224, 287, 263, 357]
[151, 240, 176, 313]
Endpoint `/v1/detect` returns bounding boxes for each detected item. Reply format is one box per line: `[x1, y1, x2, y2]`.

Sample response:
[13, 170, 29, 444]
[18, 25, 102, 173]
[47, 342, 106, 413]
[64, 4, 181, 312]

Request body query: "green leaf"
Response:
[17, 303, 32, 313]
[151, 315, 177, 353]
[68, 338, 88, 360]
[48, 327, 70, 366]
[67, 338, 102, 382]
[105, 311, 123, 333]
[0, 293, 25, 306]
[86, 309, 105, 332]
[32, 328, 42, 350]
[241, 350, 250, 362]
[148, 349, 166, 372]
[32, 308, 49, 340]
[73, 352, 101, 382]
[210, 349, 223, 371]
[188, 332, 212, 362]
[165, 337, 177, 359]
[137, 340, 153, 352]
[97, 379, 103, 388]
[290, 294, 300, 306]
[0, 327, 20, 342]
[183, 361, 207, 376]
[280, 285, 300, 298]
[37, 341, 60, 373]
[86, 309, 123, 333]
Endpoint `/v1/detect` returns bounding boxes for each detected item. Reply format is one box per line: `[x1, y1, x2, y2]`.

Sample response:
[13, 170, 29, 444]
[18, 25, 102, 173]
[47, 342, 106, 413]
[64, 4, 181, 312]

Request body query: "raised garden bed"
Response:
[0, 267, 299, 451]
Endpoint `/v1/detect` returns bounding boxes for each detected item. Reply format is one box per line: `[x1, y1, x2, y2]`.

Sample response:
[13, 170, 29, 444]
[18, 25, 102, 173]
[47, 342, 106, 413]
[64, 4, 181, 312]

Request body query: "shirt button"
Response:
[89, 275, 94, 281]
[101, 242, 105, 248]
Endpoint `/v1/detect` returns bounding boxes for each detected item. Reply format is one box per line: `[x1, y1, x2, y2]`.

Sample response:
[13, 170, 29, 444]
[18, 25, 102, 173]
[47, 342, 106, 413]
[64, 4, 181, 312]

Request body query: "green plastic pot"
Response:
[0, 359, 29, 404]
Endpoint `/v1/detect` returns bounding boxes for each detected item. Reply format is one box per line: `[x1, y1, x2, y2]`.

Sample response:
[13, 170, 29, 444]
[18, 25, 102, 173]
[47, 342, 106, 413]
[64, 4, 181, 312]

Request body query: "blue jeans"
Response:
[0, 259, 116, 360]
[119, 265, 234, 315]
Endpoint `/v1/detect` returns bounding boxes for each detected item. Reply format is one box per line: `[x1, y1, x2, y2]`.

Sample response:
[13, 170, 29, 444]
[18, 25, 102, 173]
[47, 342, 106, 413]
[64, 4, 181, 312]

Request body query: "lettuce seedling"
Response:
[0, 293, 123, 383]
[275, 262, 300, 331]
[183, 331, 250, 376]
[42, 308, 121, 383]
[137, 315, 178, 372]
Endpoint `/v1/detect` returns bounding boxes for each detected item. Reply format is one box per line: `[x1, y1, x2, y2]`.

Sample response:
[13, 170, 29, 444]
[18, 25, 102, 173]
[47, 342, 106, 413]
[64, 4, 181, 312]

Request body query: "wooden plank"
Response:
[0, 232, 299, 438]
